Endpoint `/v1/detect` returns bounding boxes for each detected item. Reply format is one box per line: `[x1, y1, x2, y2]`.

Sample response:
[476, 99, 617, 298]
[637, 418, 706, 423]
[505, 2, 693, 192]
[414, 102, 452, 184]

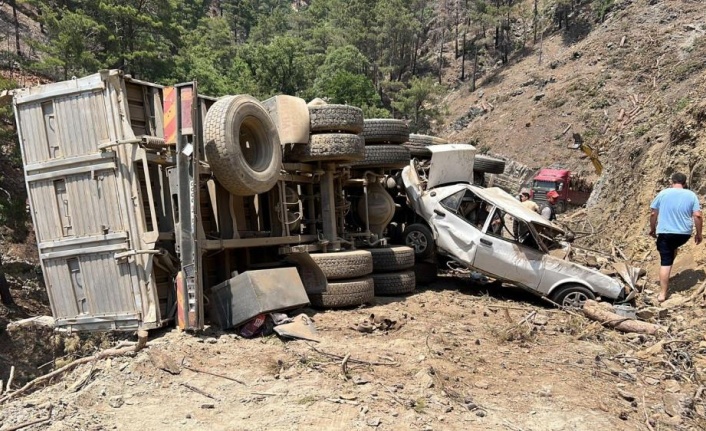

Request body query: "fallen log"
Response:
[582, 300, 660, 335]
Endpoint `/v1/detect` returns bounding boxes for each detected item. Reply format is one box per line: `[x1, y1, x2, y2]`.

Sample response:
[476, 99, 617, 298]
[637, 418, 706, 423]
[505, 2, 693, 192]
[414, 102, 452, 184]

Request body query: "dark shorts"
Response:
[656, 233, 691, 266]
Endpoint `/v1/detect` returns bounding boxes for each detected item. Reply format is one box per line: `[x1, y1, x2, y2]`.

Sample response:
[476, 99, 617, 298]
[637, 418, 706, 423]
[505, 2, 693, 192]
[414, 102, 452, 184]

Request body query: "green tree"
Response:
[391, 76, 445, 133]
[173, 17, 257, 96]
[244, 36, 313, 97]
[32, 7, 102, 79]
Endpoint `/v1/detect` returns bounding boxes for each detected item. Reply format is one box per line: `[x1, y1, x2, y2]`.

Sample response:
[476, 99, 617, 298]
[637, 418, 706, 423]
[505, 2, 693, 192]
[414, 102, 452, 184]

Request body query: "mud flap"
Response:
[284, 252, 328, 294]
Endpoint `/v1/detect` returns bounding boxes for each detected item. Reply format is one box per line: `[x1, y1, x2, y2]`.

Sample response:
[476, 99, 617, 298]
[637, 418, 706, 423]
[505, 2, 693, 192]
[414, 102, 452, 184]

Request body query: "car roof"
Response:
[468, 185, 563, 232]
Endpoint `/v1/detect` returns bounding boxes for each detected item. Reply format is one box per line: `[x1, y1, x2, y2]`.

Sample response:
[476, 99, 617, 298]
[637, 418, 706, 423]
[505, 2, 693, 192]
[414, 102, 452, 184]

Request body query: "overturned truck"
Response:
[12, 70, 432, 332]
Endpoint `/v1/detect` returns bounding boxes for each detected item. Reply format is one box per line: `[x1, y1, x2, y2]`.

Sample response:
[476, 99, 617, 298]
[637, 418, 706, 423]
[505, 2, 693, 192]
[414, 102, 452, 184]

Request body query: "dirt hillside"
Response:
[439, 0, 706, 270]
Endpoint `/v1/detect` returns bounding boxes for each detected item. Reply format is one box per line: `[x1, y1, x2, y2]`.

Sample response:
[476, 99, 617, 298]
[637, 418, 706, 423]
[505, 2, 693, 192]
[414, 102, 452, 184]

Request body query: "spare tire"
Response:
[473, 155, 506, 174]
[285, 133, 365, 162]
[363, 119, 410, 144]
[309, 250, 373, 280]
[351, 145, 410, 169]
[308, 277, 375, 308]
[408, 134, 448, 146]
[402, 142, 432, 158]
[204, 96, 282, 196]
[372, 270, 416, 296]
[367, 246, 415, 273]
[309, 105, 364, 133]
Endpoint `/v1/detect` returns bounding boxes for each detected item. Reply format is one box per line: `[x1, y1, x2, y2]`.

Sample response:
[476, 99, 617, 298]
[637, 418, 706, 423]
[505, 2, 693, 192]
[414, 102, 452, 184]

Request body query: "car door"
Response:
[430, 189, 483, 265]
[470, 207, 544, 289]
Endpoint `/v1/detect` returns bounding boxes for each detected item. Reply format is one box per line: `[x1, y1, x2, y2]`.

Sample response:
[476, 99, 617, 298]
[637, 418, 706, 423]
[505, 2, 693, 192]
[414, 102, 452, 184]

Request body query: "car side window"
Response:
[485, 210, 542, 251]
[440, 190, 465, 213]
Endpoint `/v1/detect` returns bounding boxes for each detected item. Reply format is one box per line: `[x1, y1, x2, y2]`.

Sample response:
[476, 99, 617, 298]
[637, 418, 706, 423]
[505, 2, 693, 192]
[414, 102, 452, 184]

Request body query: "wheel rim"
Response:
[562, 291, 588, 308]
[406, 231, 428, 254]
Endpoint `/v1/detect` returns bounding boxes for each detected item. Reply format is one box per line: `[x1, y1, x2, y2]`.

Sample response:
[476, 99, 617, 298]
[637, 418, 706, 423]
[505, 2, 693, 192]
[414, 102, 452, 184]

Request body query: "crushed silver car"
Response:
[401, 144, 631, 307]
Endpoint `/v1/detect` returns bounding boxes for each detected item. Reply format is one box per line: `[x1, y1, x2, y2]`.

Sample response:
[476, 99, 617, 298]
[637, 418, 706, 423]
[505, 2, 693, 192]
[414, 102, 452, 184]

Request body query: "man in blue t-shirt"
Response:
[649, 172, 703, 302]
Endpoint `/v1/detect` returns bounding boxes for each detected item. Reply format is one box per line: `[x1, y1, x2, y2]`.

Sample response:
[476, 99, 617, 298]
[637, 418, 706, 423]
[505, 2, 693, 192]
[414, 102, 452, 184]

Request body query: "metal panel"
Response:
[14, 70, 163, 331]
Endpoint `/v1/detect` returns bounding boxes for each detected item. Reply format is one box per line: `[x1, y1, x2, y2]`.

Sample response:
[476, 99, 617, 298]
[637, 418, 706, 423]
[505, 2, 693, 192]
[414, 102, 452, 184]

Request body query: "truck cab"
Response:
[530, 169, 592, 213]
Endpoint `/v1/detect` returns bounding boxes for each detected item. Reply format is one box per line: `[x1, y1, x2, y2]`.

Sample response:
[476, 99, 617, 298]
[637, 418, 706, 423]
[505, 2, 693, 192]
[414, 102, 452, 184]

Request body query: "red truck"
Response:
[529, 168, 592, 213]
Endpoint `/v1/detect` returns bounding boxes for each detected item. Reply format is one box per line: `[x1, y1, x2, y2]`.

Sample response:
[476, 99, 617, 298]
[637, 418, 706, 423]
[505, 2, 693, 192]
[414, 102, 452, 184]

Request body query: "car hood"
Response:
[427, 144, 477, 188]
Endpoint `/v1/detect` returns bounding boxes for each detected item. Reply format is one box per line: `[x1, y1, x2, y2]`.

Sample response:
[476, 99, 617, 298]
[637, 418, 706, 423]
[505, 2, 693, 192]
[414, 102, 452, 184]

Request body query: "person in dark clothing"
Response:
[540, 190, 559, 221]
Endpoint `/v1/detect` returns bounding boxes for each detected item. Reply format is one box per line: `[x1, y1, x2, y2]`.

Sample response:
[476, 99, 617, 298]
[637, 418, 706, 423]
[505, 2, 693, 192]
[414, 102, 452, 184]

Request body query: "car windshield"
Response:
[533, 180, 557, 190]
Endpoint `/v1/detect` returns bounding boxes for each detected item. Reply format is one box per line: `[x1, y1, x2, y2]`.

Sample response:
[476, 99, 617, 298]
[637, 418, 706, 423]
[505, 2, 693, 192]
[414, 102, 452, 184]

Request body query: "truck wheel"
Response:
[309, 277, 375, 308]
[285, 133, 365, 162]
[351, 145, 410, 169]
[366, 246, 415, 273]
[372, 270, 416, 296]
[473, 155, 506, 174]
[309, 104, 364, 133]
[550, 284, 595, 309]
[403, 223, 435, 260]
[402, 142, 432, 158]
[363, 119, 410, 144]
[204, 95, 282, 196]
[309, 250, 373, 280]
[408, 134, 448, 146]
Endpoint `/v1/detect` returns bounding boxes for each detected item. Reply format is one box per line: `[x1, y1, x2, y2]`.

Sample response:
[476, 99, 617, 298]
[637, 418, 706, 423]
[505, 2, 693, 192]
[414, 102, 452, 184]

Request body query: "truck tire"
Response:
[408, 134, 448, 146]
[309, 104, 364, 134]
[309, 250, 373, 280]
[402, 142, 432, 158]
[351, 145, 410, 169]
[363, 119, 410, 144]
[473, 155, 506, 174]
[309, 277, 375, 308]
[285, 133, 365, 162]
[204, 95, 282, 196]
[372, 270, 416, 296]
[367, 246, 415, 273]
[414, 261, 438, 285]
[403, 223, 435, 260]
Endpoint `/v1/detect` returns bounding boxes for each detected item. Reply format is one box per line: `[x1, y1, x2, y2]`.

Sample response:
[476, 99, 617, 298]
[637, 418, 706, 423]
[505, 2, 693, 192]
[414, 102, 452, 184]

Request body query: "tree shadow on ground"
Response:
[419, 273, 549, 309]
[670, 268, 706, 293]
[561, 17, 594, 46]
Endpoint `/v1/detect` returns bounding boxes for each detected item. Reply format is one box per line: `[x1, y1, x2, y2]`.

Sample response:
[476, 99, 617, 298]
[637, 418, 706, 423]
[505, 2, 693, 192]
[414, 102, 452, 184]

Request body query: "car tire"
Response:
[414, 261, 438, 285]
[473, 155, 506, 174]
[403, 223, 435, 261]
[285, 133, 365, 163]
[309, 104, 364, 133]
[351, 145, 410, 169]
[204, 95, 282, 196]
[372, 270, 416, 296]
[550, 284, 596, 308]
[308, 277, 375, 308]
[363, 119, 410, 144]
[367, 246, 415, 273]
[309, 250, 373, 280]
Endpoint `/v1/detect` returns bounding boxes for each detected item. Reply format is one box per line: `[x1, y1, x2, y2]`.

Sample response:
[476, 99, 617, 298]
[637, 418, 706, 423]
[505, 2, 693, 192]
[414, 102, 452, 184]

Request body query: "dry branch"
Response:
[0, 331, 148, 404]
[582, 300, 660, 335]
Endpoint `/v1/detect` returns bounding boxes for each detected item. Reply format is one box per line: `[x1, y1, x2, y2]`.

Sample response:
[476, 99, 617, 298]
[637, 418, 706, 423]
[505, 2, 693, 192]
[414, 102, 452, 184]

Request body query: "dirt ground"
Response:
[1, 268, 705, 431]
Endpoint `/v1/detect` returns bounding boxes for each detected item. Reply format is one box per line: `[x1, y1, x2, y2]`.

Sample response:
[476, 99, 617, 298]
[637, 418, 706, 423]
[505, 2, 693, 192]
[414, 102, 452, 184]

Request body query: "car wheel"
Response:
[362, 119, 410, 144]
[403, 223, 435, 260]
[308, 277, 375, 308]
[550, 284, 596, 308]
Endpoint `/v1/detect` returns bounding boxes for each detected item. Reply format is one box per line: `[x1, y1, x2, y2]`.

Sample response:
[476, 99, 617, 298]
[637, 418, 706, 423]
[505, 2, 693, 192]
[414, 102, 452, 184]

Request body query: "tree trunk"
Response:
[454, 3, 459, 58]
[10, 0, 21, 57]
[582, 300, 660, 335]
[460, 32, 466, 80]
[471, 45, 478, 92]
[533, 0, 538, 43]
[438, 29, 444, 84]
